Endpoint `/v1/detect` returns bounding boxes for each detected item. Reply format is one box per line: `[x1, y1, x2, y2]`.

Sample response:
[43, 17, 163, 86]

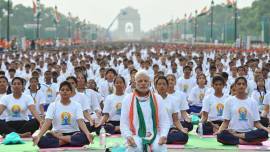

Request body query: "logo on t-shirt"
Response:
[216, 103, 224, 116]
[183, 84, 188, 93]
[198, 93, 205, 101]
[238, 107, 248, 121]
[11, 104, 21, 117]
[47, 87, 53, 98]
[61, 112, 71, 125]
[115, 102, 122, 115]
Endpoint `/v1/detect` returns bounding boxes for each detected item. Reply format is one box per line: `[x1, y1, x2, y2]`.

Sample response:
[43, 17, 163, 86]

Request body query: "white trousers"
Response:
[126, 135, 167, 152]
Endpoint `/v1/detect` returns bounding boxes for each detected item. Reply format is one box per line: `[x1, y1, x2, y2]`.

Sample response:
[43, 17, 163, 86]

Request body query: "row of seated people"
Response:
[0, 72, 269, 151]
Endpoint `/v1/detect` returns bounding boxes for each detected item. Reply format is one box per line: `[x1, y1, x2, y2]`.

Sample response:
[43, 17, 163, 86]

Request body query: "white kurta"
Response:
[120, 93, 170, 152]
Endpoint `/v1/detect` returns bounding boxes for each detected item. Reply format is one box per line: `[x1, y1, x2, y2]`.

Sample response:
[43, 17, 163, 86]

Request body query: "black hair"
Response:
[114, 76, 126, 85]
[0, 76, 9, 84]
[66, 76, 78, 84]
[0, 76, 11, 94]
[130, 69, 138, 75]
[76, 72, 87, 83]
[221, 72, 229, 81]
[195, 66, 203, 71]
[256, 77, 267, 94]
[28, 77, 41, 90]
[183, 65, 192, 71]
[59, 81, 73, 91]
[166, 74, 176, 81]
[234, 77, 247, 85]
[155, 76, 168, 86]
[105, 68, 118, 76]
[196, 73, 207, 85]
[8, 69, 16, 73]
[229, 83, 235, 95]
[88, 79, 98, 92]
[11, 77, 24, 85]
[0, 71, 5, 76]
[212, 75, 225, 85]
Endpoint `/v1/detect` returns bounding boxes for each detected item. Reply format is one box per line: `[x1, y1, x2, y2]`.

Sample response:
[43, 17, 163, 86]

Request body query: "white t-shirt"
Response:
[55, 92, 90, 112]
[0, 94, 34, 121]
[0, 93, 7, 120]
[188, 85, 208, 107]
[251, 90, 266, 112]
[263, 92, 270, 117]
[177, 77, 196, 95]
[202, 94, 229, 121]
[103, 94, 125, 121]
[163, 95, 179, 127]
[223, 96, 260, 132]
[40, 83, 58, 104]
[168, 90, 189, 121]
[99, 81, 114, 98]
[46, 100, 84, 133]
[79, 89, 101, 113]
[24, 89, 46, 114]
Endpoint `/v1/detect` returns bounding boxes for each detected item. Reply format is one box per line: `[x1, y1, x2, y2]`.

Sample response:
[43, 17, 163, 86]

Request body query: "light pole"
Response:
[194, 10, 198, 42]
[36, 0, 40, 40]
[7, 0, 10, 41]
[184, 14, 187, 41]
[210, 0, 214, 43]
[68, 12, 71, 39]
[234, 0, 238, 42]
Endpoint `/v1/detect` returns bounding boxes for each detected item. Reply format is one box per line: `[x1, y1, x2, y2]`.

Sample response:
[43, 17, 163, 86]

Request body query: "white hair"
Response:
[134, 70, 150, 81]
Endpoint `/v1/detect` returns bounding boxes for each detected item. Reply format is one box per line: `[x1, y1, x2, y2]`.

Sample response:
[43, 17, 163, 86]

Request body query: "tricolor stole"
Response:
[129, 91, 159, 152]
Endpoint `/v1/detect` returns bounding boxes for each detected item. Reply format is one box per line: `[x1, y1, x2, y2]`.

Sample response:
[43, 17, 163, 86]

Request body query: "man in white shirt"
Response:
[120, 70, 169, 152]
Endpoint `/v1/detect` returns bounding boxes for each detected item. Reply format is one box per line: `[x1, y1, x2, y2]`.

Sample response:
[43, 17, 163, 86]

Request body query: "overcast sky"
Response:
[12, 0, 255, 31]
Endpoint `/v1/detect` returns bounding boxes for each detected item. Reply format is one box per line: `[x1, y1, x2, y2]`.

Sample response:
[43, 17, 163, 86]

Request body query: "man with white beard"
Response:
[120, 70, 169, 152]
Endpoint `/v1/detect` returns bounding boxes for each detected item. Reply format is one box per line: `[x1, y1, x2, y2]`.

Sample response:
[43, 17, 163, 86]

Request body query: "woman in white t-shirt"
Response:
[155, 76, 188, 145]
[200, 75, 228, 135]
[188, 73, 208, 114]
[251, 77, 269, 127]
[216, 77, 270, 145]
[24, 77, 45, 118]
[33, 81, 93, 148]
[95, 76, 126, 135]
[76, 73, 102, 131]
[0, 76, 9, 125]
[251, 77, 266, 113]
[0, 77, 43, 137]
[166, 74, 193, 132]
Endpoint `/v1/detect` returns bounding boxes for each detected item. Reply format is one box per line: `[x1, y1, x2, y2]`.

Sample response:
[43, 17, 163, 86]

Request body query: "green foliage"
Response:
[152, 0, 270, 43]
[0, 0, 105, 40]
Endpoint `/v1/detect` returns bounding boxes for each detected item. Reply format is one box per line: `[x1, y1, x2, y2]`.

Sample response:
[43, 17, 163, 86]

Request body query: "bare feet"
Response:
[19, 132, 31, 138]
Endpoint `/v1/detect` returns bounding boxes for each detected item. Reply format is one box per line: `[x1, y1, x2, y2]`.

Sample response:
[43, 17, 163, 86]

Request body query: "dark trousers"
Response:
[187, 105, 202, 114]
[217, 129, 268, 145]
[260, 117, 269, 127]
[181, 121, 193, 132]
[86, 121, 120, 135]
[38, 132, 89, 148]
[167, 128, 189, 145]
[196, 120, 223, 135]
[43, 103, 50, 112]
[0, 119, 39, 135]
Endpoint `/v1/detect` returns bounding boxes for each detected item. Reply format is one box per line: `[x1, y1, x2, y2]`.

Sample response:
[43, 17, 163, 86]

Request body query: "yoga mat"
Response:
[88, 136, 125, 150]
[238, 145, 270, 150]
[0, 141, 38, 152]
[184, 134, 237, 150]
[167, 144, 184, 149]
[238, 141, 270, 150]
[40, 146, 88, 152]
[110, 134, 122, 138]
